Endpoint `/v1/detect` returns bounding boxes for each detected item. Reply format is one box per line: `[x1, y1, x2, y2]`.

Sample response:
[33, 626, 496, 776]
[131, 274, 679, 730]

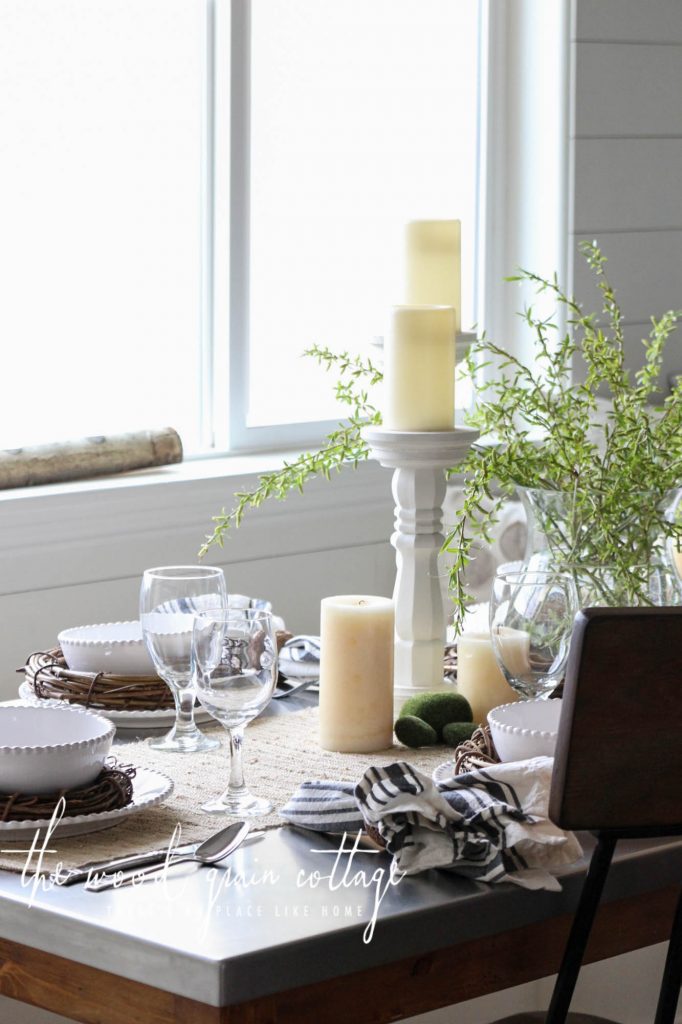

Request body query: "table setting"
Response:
[0, 554, 585, 901]
[0, 266, 631, 902]
[2, 218, 680, 918]
[1, 232, 682, 1024]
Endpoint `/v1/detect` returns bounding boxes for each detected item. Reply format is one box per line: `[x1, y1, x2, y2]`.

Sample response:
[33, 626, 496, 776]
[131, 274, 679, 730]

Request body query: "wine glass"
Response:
[192, 609, 278, 815]
[489, 569, 579, 700]
[140, 565, 227, 753]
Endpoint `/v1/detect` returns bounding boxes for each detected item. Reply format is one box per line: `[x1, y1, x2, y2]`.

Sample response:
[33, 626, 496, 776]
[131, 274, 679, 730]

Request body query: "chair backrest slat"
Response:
[549, 607, 682, 833]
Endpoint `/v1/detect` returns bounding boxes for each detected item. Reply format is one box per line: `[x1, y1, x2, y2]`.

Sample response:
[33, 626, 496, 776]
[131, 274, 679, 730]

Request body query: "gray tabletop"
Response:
[1, 690, 681, 1008]
[1, 829, 681, 1008]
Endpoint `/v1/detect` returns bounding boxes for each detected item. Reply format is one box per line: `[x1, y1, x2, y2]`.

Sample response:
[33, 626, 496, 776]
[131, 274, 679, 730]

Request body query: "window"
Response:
[0, 0, 481, 456]
[0, 0, 206, 451]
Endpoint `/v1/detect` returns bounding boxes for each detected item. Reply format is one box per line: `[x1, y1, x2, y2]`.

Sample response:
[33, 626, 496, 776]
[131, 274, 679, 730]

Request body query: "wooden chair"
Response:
[493, 607, 682, 1024]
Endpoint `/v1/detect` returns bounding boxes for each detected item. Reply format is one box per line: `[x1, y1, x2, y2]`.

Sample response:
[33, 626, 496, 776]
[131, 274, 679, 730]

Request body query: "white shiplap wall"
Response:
[571, 0, 682, 391]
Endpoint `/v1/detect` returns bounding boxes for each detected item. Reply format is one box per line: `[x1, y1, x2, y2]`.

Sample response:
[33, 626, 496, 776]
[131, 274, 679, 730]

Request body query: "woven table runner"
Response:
[0, 707, 455, 874]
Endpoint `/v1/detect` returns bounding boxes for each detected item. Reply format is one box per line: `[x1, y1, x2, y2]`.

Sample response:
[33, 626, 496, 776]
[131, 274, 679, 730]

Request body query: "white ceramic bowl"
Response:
[58, 621, 155, 676]
[0, 705, 115, 795]
[487, 699, 562, 762]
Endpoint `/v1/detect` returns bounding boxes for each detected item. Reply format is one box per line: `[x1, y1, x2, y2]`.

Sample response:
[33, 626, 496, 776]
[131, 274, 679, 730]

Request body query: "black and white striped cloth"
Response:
[278, 635, 321, 681]
[280, 757, 582, 891]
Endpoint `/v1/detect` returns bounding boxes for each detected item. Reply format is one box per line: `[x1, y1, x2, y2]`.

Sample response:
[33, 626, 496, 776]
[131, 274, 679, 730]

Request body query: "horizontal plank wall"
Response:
[571, 0, 682, 393]
[0, 462, 395, 699]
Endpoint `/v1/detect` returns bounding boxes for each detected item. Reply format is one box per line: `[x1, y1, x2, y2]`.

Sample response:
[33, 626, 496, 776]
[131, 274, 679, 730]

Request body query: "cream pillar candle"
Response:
[383, 305, 456, 431]
[405, 220, 461, 333]
[318, 595, 395, 753]
[456, 632, 520, 726]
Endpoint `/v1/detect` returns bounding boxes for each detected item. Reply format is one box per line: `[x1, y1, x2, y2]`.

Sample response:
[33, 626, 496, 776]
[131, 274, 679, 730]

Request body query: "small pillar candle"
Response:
[457, 632, 521, 725]
[383, 305, 456, 431]
[405, 220, 461, 333]
[318, 595, 394, 753]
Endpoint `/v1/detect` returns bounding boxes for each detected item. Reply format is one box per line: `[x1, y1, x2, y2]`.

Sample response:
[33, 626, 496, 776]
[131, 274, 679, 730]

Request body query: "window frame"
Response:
[1, 0, 571, 461]
[475, 0, 572, 380]
[224, 0, 342, 453]
[220, 0, 491, 454]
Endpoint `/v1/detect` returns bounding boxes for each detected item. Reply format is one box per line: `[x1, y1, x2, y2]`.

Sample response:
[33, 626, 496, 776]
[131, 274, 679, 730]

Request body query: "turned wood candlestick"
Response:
[363, 426, 480, 711]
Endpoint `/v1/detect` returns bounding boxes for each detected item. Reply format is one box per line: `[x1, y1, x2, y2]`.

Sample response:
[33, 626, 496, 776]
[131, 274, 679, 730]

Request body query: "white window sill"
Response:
[0, 449, 312, 506]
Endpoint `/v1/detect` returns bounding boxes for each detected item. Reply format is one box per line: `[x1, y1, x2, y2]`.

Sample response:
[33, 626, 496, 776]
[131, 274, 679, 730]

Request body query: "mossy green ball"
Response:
[400, 692, 473, 736]
[442, 721, 478, 748]
[394, 715, 438, 748]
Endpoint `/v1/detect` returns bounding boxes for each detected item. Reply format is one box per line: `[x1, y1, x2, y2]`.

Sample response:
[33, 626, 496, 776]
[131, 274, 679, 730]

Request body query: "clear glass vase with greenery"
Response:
[200, 242, 682, 632]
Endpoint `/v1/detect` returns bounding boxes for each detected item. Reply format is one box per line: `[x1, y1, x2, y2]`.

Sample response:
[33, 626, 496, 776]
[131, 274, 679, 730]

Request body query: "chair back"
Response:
[549, 607, 682, 835]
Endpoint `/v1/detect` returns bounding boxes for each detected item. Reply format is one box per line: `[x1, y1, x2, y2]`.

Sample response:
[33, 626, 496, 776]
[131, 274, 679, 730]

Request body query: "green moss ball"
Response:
[394, 715, 438, 748]
[442, 721, 478, 748]
[400, 692, 473, 736]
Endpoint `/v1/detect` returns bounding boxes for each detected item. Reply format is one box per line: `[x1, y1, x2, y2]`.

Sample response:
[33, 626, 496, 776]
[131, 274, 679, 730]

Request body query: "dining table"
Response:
[0, 691, 680, 1024]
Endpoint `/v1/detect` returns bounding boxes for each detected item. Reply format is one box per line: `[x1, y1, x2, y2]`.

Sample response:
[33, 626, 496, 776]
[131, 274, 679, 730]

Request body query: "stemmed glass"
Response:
[192, 609, 278, 815]
[140, 565, 227, 753]
[490, 569, 579, 700]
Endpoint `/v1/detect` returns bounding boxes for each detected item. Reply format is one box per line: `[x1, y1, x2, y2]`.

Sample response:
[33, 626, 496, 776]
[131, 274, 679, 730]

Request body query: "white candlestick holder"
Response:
[363, 426, 480, 711]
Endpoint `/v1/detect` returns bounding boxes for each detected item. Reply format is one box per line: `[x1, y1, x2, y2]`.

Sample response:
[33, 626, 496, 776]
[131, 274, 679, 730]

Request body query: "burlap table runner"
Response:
[0, 707, 455, 874]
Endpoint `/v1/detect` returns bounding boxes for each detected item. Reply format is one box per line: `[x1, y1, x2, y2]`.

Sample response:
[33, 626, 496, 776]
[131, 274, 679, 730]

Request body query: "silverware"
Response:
[273, 677, 319, 699]
[85, 819, 253, 892]
[58, 825, 263, 888]
[285, 824, 384, 851]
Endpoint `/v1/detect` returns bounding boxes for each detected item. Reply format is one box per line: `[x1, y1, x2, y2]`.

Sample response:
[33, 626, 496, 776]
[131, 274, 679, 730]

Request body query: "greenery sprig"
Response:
[445, 241, 682, 622]
[199, 347, 378, 556]
[201, 242, 682, 633]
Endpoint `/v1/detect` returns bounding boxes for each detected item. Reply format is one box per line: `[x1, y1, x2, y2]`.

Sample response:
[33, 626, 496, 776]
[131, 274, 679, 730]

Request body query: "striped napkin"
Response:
[278, 635, 321, 681]
[280, 757, 582, 891]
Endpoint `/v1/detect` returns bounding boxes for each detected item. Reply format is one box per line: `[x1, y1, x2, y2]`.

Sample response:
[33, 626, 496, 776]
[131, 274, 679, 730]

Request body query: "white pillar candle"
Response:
[456, 632, 521, 726]
[405, 220, 461, 333]
[318, 595, 395, 753]
[383, 305, 456, 431]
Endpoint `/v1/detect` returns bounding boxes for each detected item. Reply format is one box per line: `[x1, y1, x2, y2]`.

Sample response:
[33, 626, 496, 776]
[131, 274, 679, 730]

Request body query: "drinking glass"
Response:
[193, 609, 278, 815]
[140, 565, 227, 753]
[489, 569, 579, 700]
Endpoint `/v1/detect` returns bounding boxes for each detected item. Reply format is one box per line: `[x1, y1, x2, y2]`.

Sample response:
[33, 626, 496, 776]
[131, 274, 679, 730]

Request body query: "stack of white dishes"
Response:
[0, 703, 173, 840]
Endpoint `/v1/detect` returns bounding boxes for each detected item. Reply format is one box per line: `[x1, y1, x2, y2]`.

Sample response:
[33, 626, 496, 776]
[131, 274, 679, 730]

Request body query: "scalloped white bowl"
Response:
[58, 621, 155, 676]
[0, 705, 115, 795]
[487, 698, 561, 762]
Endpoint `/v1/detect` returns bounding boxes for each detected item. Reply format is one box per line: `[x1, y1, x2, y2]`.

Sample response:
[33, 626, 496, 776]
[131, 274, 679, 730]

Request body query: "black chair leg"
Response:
[654, 886, 682, 1024]
[545, 833, 617, 1024]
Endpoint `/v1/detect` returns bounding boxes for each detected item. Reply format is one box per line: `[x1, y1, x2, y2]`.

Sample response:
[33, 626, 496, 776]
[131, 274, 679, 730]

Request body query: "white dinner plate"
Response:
[0, 765, 173, 842]
[432, 760, 457, 786]
[18, 681, 214, 731]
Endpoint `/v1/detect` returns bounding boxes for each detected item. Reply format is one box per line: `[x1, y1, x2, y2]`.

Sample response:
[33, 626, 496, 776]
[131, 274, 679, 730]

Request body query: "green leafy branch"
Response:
[199, 347, 380, 556]
[443, 240, 682, 625]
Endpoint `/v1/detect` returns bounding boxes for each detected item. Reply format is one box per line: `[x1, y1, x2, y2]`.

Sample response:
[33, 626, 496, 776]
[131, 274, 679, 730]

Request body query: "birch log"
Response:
[0, 428, 183, 489]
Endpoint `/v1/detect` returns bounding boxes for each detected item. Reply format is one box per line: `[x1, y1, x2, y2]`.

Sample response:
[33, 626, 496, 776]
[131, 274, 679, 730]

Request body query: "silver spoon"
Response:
[85, 820, 252, 891]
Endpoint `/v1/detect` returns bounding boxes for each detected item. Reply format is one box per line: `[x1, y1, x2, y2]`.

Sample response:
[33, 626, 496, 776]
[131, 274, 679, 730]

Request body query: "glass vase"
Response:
[664, 488, 682, 587]
[518, 485, 680, 607]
